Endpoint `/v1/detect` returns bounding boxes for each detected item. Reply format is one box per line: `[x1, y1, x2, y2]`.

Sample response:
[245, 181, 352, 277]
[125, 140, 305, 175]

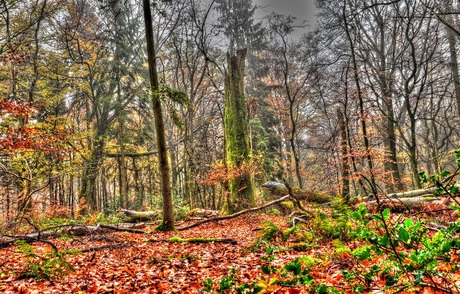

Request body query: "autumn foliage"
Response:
[0, 98, 71, 155]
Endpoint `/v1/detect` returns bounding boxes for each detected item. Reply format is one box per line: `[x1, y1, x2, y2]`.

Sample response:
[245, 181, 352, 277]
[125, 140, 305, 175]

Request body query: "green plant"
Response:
[16, 240, 80, 281]
[419, 149, 460, 206]
[348, 203, 460, 292]
[203, 245, 339, 293]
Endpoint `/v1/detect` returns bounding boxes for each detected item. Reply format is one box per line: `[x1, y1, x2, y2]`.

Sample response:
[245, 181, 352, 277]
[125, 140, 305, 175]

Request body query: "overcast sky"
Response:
[254, 0, 317, 29]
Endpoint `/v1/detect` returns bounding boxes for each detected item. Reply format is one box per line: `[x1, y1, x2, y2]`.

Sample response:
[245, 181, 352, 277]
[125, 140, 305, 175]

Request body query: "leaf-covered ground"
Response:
[0, 209, 459, 293]
[0, 213, 294, 293]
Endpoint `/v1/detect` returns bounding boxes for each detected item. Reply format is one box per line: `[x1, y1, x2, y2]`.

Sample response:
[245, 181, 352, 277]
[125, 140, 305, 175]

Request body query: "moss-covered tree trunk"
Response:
[223, 49, 255, 213]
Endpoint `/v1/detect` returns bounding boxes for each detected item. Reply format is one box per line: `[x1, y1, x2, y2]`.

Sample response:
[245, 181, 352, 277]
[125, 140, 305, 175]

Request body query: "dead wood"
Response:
[79, 243, 129, 253]
[98, 224, 146, 234]
[261, 181, 333, 203]
[0, 223, 147, 249]
[365, 196, 443, 212]
[187, 209, 220, 219]
[147, 237, 237, 245]
[177, 195, 291, 231]
[118, 209, 158, 223]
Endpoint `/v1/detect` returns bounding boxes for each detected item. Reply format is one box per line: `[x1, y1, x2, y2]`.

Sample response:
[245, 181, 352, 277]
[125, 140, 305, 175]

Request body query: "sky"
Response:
[254, 0, 317, 29]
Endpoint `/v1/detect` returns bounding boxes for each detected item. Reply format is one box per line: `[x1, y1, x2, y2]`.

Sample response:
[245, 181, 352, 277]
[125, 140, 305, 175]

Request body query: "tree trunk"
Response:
[446, 2, 460, 115]
[80, 139, 104, 213]
[343, 0, 376, 191]
[223, 49, 255, 213]
[142, 0, 174, 230]
[337, 108, 350, 200]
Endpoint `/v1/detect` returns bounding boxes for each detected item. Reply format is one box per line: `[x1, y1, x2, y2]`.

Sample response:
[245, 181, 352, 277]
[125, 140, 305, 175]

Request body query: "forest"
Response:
[2, 0, 460, 293]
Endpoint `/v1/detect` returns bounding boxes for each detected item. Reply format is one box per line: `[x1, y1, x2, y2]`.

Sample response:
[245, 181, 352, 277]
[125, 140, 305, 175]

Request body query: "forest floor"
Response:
[0, 207, 459, 293]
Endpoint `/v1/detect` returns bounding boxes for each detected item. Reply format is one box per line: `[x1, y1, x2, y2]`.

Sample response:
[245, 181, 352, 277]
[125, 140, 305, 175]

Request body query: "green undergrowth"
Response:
[202, 152, 460, 293]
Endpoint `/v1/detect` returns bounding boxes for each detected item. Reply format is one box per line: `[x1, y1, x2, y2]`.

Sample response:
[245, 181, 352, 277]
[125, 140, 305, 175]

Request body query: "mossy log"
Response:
[118, 209, 158, 223]
[187, 209, 220, 219]
[261, 181, 333, 204]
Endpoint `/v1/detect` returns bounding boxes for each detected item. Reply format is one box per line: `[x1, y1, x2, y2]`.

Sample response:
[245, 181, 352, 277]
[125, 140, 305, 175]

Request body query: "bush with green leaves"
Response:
[348, 204, 460, 292]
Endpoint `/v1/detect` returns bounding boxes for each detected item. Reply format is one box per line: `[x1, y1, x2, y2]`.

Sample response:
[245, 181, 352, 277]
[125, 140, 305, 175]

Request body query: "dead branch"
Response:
[79, 243, 129, 253]
[98, 224, 146, 234]
[177, 194, 291, 230]
[147, 237, 237, 244]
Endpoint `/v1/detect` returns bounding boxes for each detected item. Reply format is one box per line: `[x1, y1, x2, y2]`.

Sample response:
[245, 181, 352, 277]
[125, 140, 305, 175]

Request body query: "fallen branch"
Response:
[147, 237, 237, 245]
[0, 223, 147, 249]
[177, 194, 291, 230]
[79, 243, 129, 253]
[98, 224, 146, 234]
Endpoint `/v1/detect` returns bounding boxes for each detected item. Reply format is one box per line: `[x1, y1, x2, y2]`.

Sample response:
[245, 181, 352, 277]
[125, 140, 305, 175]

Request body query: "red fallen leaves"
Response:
[0, 212, 459, 293]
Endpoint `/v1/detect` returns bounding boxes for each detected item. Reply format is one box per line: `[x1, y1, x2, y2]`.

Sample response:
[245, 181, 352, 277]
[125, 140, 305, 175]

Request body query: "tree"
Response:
[266, 14, 315, 190]
[223, 49, 255, 213]
[213, 0, 266, 212]
[142, 0, 174, 230]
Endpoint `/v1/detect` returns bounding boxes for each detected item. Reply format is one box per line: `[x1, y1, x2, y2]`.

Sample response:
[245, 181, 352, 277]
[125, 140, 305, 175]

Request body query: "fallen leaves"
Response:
[0, 211, 459, 293]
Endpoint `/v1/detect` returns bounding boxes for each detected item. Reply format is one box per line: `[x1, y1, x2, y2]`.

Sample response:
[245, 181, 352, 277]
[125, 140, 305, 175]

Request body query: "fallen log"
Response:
[187, 209, 220, 219]
[367, 183, 460, 201]
[0, 223, 146, 248]
[261, 181, 333, 204]
[118, 209, 158, 223]
[365, 196, 443, 212]
[177, 194, 292, 231]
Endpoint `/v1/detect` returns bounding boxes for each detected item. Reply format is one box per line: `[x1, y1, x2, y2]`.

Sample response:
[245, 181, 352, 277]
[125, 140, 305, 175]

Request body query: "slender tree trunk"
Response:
[383, 94, 403, 192]
[343, 0, 376, 190]
[142, 0, 174, 230]
[448, 25, 460, 115]
[444, 1, 460, 115]
[337, 108, 350, 200]
[223, 49, 255, 213]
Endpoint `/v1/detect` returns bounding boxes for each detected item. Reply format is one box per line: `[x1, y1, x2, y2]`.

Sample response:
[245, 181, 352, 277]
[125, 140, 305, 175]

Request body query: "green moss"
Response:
[155, 221, 176, 232]
[223, 50, 255, 213]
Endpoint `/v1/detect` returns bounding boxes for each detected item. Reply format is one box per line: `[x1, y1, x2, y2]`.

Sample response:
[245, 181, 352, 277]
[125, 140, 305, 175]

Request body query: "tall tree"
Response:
[213, 0, 265, 211]
[142, 0, 174, 229]
[223, 48, 254, 213]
